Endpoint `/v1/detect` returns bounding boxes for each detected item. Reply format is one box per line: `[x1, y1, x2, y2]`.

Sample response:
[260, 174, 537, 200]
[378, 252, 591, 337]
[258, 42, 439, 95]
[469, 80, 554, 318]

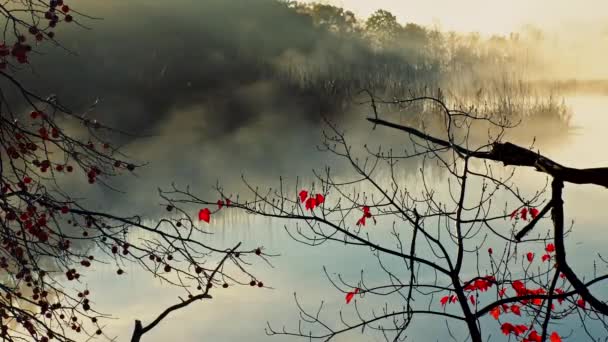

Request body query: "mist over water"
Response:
[3, 0, 607, 340]
[73, 93, 606, 342]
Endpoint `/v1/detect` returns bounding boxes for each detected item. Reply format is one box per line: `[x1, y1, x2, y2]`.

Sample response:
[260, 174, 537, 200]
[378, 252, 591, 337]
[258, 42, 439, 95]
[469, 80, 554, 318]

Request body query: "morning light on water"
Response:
[0, 1, 607, 341]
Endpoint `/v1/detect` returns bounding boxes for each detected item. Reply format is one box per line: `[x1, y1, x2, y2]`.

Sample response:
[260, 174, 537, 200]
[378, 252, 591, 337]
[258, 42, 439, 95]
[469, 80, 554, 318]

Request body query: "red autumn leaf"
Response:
[345, 292, 355, 304]
[469, 295, 475, 305]
[473, 279, 491, 292]
[488, 247, 493, 255]
[450, 295, 457, 303]
[511, 304, 521, 316]
[520, 207, 528, 220]
[23, 177, 32, 184]
[532, 298, 543, 306]
[542, 254, 551, 262]
[198, 208, 211, 223]
[546, 243, 555, 253]
[299, 190, 308, 203]
[510, 209, 518, 220]
[526, 252, 534, 262]
[490, 306, 501, 320]
[514, 325, 528, 336]
[356, 206, 374, 226]
[550, 332, 562, 342]
[501, 322, 514, 335]
[577, 298, 586, 308]
[345, 288, 360, 304]
[305, 197, 317, 211]
[527, 330, 542, 342]
[440, 295, 449, 306]
[315, 194, 325, 205]
[499, 288, 507, 297]
[530, 207, 540, 219]
[217, 200, 224, 209]
[356, 217, 366, 226]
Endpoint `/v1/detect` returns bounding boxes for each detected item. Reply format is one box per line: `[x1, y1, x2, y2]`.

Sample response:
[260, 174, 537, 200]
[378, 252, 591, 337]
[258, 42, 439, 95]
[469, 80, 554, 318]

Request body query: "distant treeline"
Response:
[6, 0, 568, 135]
[267, 1, 566, 126]
[274, 2, 546, 92]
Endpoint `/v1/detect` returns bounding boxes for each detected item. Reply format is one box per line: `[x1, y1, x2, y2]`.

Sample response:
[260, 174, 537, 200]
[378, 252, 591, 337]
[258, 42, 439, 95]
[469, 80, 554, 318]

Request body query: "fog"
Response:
[1, 0, 606, 341]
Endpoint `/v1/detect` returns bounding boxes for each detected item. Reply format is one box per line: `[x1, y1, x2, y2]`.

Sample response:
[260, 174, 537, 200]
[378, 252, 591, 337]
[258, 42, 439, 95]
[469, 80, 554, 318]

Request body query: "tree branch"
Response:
[130, 243, 241, 342]
[368, 117, 608, 188]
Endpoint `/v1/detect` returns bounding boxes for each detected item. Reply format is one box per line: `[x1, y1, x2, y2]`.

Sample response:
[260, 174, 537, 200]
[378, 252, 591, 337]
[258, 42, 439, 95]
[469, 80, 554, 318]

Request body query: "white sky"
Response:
[301, 0, 608, 35]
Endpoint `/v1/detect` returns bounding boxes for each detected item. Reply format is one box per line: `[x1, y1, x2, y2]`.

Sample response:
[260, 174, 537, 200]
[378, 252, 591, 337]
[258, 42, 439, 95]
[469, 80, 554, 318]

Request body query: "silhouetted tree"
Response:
[180, 93, 608, 341]
[0, 2, 265, 341]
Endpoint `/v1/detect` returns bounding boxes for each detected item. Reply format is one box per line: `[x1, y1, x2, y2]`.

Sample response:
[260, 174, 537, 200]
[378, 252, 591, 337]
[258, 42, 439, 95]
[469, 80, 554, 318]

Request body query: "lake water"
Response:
[83, 94, 608, 341]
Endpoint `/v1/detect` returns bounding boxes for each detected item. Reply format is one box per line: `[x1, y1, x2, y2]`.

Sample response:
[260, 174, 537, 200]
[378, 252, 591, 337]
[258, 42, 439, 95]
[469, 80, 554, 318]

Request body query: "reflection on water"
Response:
[84, 95, 607, 341]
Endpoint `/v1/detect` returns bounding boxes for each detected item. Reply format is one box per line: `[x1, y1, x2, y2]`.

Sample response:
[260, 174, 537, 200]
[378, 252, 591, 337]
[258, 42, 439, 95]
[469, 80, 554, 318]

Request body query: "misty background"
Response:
[2, 0, 607, 340]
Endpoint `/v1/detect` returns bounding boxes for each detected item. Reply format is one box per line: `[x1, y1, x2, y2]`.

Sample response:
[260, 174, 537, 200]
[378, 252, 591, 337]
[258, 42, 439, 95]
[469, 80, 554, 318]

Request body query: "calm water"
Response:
[83, 95, 608, 341]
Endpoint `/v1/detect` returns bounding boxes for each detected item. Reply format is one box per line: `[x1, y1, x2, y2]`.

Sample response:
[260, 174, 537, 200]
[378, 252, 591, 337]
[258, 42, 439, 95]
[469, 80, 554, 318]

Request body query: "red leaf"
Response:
[520, 207, 528, 220]
[550, 332, 562, 342]
[345, 288, 359, 304]
[526, 252, 534, 262]
[499, 288, 507, 297]
[487, 247, 493, 255]
[546, 243, 555, 253]
[530, 207, 540, 219]
[217, 200, 224, 209]
[510, 209, 518, 220]
[469, 295, 475, 305]
[527, 330, 542, 342]
[226, 199, 231, 207]
[198, 208, 211, 223]
[356, 217, 366, 226]
[542, 254, 551, 262]
[464, 283, 476, 291]
[501, 322, 514, 335]
[511, 304, 521, 316]
[299, 190, 308, 203]
[577, 298, 586, 308]
[490, 306, 501, 320]
[305, 197, 317, 211]
[345, 292, 355, 304]
[514, 325, 528, 336]
[450, 295, 457, 303]
[315, 194, 325, 205]
[473, 279, 490, 292]
[363, 206, 370, 215]
[440, 295, 449, 306]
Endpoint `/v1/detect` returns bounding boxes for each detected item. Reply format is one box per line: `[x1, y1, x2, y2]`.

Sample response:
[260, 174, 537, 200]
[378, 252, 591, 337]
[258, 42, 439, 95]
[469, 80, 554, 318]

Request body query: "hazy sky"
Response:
[302, 0, 608, 35]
